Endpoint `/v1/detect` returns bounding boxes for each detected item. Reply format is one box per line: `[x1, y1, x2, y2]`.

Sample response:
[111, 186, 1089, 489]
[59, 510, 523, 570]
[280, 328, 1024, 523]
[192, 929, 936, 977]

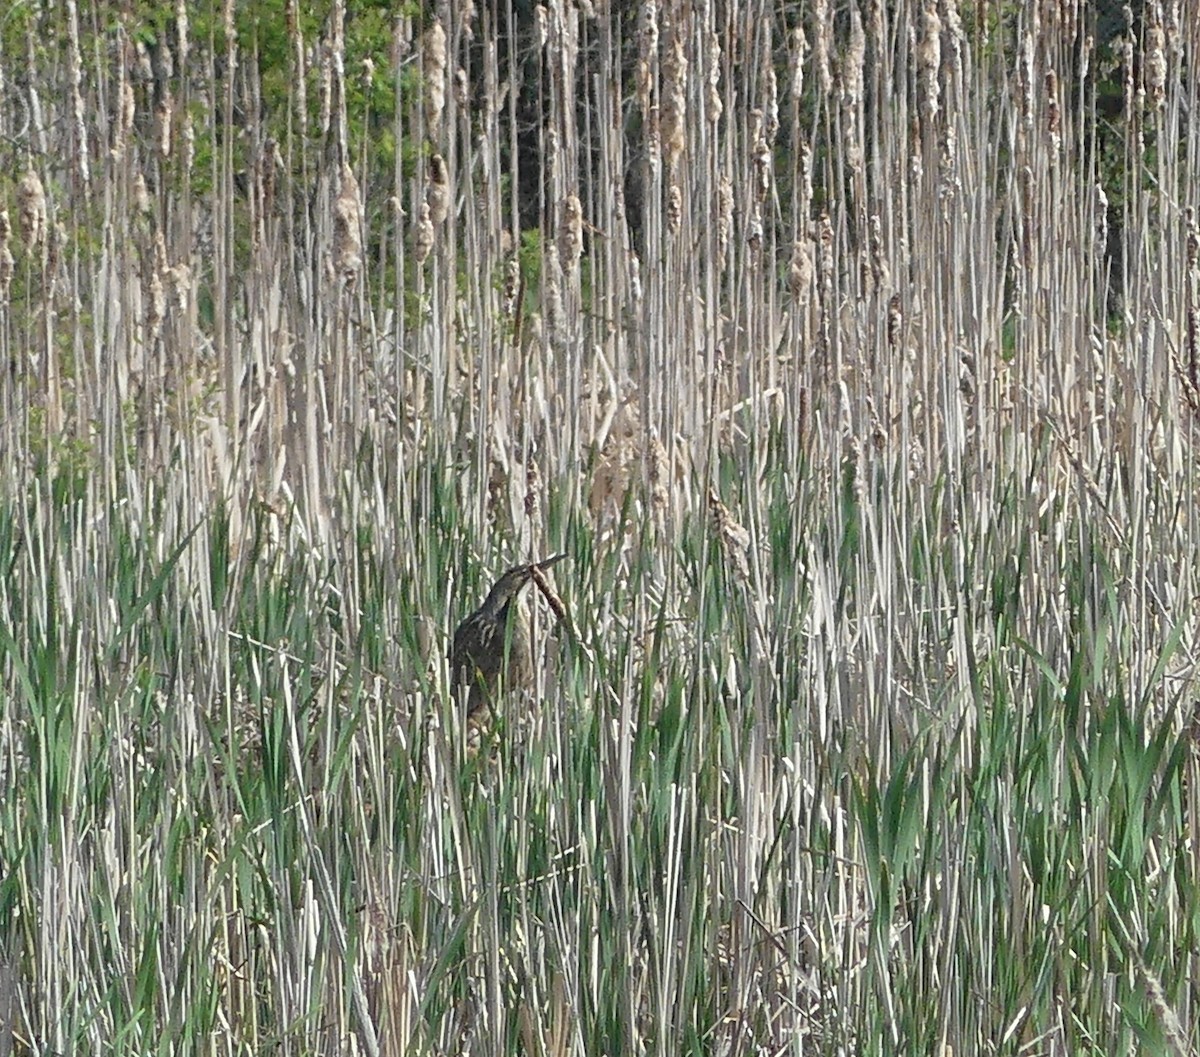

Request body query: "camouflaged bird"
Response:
[450, 554, 567, 721]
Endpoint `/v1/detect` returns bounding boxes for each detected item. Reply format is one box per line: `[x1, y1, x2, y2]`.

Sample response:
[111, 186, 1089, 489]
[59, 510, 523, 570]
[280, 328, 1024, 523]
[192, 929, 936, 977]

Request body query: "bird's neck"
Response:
[481, 586, 519, 620]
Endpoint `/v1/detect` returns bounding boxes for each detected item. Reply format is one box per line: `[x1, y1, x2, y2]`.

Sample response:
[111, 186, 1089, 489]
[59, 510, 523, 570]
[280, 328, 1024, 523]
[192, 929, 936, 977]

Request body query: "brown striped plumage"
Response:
[450, 554, 566, 719]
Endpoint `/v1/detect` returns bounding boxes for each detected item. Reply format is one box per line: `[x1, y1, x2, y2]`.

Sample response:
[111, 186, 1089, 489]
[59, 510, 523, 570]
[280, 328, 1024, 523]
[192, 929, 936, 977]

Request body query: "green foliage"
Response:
[1, 415, 1199, 1053]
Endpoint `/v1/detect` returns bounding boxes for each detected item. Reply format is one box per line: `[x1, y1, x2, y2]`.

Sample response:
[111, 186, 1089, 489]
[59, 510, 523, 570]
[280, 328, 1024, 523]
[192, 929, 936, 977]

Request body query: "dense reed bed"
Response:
[0, 1, 1198, 1053]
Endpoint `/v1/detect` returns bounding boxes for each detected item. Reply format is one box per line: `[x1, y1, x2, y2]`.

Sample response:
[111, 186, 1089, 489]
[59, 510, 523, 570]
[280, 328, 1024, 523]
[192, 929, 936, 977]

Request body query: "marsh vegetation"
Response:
[0, 1, 1198, 1054]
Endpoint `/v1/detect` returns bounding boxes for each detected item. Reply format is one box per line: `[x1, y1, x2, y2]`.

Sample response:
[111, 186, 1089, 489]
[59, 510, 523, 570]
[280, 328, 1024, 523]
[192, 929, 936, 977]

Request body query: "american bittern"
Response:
[450, 554, 567, 720]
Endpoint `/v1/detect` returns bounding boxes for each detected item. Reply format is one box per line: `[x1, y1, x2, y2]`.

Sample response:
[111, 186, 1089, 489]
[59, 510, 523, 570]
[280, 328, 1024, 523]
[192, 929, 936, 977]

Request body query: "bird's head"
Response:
[477, 553, 566, 618]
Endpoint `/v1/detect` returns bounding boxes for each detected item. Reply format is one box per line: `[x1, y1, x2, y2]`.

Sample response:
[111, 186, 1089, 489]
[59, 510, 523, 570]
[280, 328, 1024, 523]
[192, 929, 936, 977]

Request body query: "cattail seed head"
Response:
[751, 110, 771, 202]
[918, 4, 942, 121]
[788, 238, 813, 302]
[1145, 21, 1166, 108]
[175, 0, 189, 66]
[391, 14, 412, 70]
[0, 211, 12, 301]
[423, 19, 447, 132]
[116, 80, 135, 158]
[503, 255, 520, 317]
[813, 0, 832, 96]
[661, 31, 687, 169]
[1045, 70, 1061, 155]
[887, 293, 903, 350]
[154, 41, 174, 83]
[427, 153, 450, 225]
[182, 111, 195, 171]
[869, 214, 889, 289]
[636, 0, 658, 113]
[145, 234, 166, 341]
[558, 193, 583, 274]
[708, 486, 751, 583]
[414, 202, 434, 264]
[746, 206, 763, 260]
[168, 260, 191, 315]
[716, 175, 733, 272]
[17, 169, 47, 253]
[706, 30, 722, 123]
[790, 26, 808, 103]
[843, 8, 865, 110]
[134, 173, 152, 215]
[156, 92, 173, 157]
[133, 40, 154, 82]
[524, 462, 541, 521]
[1094, 182, 1109, 247]
[458, 0, 477, 40]
[333, 163, 363, 281]
[666, 184, 681, 233]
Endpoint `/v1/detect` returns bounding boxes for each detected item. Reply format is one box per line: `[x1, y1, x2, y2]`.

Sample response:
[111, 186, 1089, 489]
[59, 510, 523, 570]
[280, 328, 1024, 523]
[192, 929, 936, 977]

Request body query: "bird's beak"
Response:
[534, 553, 568, 570]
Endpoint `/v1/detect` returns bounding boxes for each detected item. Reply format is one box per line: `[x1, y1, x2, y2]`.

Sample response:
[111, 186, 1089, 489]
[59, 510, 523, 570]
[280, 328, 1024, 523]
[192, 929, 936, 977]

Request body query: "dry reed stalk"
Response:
[1187, 209, 1200, 396]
